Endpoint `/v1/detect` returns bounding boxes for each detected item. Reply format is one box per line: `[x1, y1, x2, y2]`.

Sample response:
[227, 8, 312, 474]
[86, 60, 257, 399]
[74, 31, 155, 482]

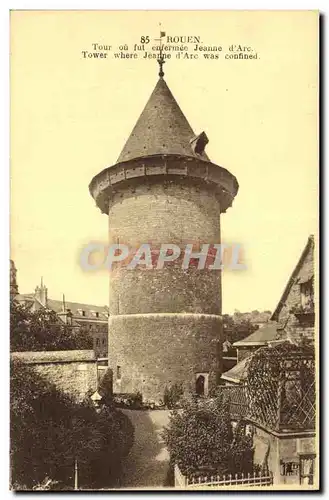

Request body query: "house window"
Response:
[299, 454, 315, 485]
[300, 278, 314, 310]
[117, 366, 121, 380]
[96, 338, 100, 347]
[280, 461, 299, 476]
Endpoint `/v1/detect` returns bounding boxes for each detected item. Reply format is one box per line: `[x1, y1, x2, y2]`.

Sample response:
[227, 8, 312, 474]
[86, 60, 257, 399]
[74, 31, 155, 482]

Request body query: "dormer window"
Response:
[90, 310, 99, 318]
[190, 131, 209, 155]
[82, 310, 86, 317]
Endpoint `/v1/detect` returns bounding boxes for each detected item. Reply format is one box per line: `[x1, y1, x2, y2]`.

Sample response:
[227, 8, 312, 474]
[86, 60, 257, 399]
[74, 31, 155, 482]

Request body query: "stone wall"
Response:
[11, 350, 98, 402]
[252, 424, 316, 486]
[107, 178, 223, 403]
[276, 242, 314, 343]
[110, 313, 222, 403]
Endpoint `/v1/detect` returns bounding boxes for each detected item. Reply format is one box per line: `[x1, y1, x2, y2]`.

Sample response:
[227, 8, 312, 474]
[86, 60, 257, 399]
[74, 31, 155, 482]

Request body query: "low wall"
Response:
[252, 424, 316, 486]
[11, 350, 98, 402]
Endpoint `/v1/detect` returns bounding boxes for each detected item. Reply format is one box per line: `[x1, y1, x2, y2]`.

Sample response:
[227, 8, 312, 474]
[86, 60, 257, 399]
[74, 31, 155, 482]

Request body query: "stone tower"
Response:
[89, 71, 238, 403]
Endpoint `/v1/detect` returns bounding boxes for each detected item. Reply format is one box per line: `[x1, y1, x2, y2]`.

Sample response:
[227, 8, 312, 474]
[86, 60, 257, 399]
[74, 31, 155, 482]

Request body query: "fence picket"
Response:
[180, 468, 273, 489]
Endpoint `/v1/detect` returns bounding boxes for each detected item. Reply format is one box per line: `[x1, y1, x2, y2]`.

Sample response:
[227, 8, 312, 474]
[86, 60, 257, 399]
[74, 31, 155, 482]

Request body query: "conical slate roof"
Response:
[117, 77, 210, 163]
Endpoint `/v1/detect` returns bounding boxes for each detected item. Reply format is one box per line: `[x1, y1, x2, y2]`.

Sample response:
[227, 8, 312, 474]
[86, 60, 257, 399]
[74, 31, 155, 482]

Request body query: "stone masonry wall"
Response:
[107, 179, 223, 403]
[12, 351, 98, 402]
[276, 243, 314, 343]
[32, 362, 97, 401]
[109, 313, 222, 403]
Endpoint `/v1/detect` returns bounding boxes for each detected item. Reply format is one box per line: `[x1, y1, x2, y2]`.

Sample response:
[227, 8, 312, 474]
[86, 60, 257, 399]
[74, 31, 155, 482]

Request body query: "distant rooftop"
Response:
[16, 294, 108, 321]
[221, 356, 251, 384]
[233, 322, 279, 347]
[47, 299, 108, 320]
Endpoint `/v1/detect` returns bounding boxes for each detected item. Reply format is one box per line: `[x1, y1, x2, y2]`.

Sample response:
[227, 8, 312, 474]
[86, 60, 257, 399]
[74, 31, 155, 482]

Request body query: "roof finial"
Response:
[156, 23, 166, 78]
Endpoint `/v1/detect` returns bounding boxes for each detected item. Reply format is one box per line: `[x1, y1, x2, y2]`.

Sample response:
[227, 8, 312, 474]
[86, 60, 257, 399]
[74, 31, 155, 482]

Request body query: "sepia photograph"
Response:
[9, 10, 319, 491]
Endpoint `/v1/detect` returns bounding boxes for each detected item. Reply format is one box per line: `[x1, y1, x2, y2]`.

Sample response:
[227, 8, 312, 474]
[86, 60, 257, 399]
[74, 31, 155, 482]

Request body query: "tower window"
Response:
[117, 366, 121, 380]
[195, 375, 205, 396]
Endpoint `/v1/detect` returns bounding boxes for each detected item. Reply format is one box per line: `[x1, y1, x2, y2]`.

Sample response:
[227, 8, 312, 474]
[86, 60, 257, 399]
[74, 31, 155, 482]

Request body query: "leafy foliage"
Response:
[245, 341, 315, 431]
[113, 392, 143, 409]
[10, 360, 134, 490]
[10, 299, 92, 352]
[98, 367, 113, 404]
[162, 394, 254, 478]
[222, 314, 260, 344]
[163, 383, 184, 409]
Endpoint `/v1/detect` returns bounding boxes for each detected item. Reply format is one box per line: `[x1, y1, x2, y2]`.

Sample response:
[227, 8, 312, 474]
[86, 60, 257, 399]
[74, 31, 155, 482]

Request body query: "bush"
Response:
[113, 392, 143, 409]
[162, 394, 254, 478]
[98, 368, 113, 404]
[10, 361, 134, 490]
[83, 406, 134, 488]
[163, 383, 184, 409]
[10, 299, 92, 352]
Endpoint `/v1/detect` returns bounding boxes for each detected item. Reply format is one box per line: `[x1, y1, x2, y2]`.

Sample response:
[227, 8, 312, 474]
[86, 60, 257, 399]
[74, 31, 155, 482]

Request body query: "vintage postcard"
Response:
[10, 10, 319, 491]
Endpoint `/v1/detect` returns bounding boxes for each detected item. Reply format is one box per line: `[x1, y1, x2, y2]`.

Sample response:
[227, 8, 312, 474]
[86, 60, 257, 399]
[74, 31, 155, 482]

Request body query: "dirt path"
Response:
[118, 410, 171, 488]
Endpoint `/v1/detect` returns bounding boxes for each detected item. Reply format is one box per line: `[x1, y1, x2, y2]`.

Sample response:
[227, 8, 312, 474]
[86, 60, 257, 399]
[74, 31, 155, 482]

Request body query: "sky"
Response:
[10, 10, 318, 314]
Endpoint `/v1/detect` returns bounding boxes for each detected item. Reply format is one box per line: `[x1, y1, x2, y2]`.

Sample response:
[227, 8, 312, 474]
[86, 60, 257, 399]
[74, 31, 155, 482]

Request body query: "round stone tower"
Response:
[89, 72, 238, 403]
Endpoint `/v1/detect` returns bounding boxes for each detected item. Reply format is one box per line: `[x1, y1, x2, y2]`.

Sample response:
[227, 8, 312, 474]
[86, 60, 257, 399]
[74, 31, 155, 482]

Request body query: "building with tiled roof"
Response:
[16, 278, 109, 358]
[271, 235, 315, 343]
[219, 236, 316, 485]
[221, 235, 316, 383]
[220, 355, 251, 384]
[233, 321, 279, 363]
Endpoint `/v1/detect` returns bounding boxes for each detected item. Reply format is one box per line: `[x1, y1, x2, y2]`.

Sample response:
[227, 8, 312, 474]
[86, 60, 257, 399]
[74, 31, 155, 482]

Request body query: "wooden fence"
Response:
[174, 465, 273, 488]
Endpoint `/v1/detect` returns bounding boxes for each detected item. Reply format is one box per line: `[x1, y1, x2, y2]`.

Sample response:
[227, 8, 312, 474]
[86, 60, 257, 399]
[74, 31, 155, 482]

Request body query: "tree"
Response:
[10, 359, 102, 489]
[223, 313, 258, 344]
[10, 360, 134, 490]
[162, 394, 254, 478]
[10, 299, 92, 352]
